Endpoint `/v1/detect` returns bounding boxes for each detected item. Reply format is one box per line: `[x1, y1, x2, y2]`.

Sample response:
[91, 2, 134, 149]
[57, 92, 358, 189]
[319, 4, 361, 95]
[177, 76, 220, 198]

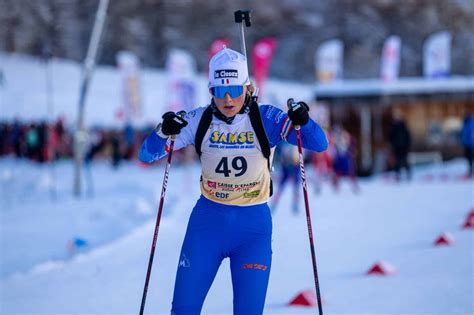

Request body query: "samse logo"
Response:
[210, 131, 254, 145]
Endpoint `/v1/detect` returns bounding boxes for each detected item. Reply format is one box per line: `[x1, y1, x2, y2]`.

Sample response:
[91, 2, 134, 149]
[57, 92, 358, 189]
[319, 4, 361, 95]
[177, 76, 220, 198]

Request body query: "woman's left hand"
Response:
[288, 101, 310, 126]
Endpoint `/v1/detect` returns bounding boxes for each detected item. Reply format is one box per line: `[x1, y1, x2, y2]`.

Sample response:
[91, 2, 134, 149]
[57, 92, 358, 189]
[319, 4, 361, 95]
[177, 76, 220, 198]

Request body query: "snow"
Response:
[0, 158, 472, 315]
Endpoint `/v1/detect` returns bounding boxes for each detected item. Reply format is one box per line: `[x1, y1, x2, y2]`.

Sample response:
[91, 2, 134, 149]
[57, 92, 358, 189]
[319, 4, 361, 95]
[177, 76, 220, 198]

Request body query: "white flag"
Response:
[165, 49, 197, 113]
[380, 35, 401, 82]
[116, 51, 142, 123]
[310, 102, 330, 130]
[315, 39, 343, 83]
[423, 31, 451, 78]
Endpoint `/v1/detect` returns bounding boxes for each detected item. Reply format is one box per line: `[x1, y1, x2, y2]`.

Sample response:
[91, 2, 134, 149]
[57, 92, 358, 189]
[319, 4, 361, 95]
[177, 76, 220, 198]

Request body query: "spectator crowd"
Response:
[3, 109, 470, 180]
[0, 118, 152, 167]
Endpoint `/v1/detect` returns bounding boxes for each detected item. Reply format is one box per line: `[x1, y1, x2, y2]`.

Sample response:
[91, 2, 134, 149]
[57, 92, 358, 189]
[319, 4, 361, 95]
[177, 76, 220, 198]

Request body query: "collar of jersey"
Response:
[210, 96, 251, 125]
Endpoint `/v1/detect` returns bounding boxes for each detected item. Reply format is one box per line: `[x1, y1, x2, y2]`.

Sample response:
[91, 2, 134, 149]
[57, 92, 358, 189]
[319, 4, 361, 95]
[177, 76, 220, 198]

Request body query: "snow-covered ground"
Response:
[0, 158, 472, 314]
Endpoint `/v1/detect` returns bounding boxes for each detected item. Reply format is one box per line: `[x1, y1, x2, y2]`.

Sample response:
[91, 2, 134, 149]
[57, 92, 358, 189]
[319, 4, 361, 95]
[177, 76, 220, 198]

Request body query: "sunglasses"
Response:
[210, 85, 244, 99]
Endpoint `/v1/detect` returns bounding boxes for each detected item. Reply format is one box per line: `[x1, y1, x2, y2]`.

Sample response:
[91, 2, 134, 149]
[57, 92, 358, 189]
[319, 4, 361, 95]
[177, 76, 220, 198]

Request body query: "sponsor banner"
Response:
[423, 31, 451, 78]
[315, 39, 343, 83]
[252, 38, 277, 101]
[165, 49, 197, 112]
[380, 35, 401, 82]
[116, 51, 142, 123]
[166, 49, 195, 81]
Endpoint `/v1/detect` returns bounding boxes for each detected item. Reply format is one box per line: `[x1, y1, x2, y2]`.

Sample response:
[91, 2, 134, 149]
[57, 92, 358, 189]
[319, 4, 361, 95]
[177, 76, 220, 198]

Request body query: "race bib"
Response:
[200, 116, 273, 205]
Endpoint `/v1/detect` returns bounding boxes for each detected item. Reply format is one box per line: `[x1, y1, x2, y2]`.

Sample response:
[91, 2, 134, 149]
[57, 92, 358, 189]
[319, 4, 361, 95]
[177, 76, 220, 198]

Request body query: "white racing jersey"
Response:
[167, 106, 273, 206]
[139, 104, 329, 207]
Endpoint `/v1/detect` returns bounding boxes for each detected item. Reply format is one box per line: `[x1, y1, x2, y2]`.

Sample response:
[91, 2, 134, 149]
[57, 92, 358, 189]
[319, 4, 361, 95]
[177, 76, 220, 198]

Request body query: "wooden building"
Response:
[313, 76, 474, 175]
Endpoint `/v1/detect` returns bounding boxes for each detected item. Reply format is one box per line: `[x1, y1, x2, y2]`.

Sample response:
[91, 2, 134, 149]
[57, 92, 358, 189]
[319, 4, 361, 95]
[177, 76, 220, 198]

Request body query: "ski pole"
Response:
[234, 10, 260, 99]
[287, 98, 324, 315]
[139, 111, 185, 315]
[234, 10, 260, 103]
[234, 10, 251, 62]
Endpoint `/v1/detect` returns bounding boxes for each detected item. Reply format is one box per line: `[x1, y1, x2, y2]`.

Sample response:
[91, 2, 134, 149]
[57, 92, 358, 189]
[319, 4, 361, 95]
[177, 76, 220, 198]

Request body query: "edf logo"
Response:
[215, 192, 230, 199]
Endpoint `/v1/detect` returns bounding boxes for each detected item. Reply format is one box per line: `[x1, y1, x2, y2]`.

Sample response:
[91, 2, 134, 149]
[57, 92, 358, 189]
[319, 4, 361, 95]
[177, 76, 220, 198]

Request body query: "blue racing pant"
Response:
[171, 195, 273, 315]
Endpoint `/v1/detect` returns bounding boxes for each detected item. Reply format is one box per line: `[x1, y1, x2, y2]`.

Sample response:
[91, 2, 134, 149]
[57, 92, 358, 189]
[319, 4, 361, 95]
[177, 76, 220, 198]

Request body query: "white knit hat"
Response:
[208, 47, 250, 88]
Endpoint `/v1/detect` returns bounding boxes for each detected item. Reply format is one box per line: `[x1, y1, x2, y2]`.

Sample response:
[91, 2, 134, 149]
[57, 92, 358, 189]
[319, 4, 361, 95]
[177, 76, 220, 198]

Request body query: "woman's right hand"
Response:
[156, 111, 188, 138]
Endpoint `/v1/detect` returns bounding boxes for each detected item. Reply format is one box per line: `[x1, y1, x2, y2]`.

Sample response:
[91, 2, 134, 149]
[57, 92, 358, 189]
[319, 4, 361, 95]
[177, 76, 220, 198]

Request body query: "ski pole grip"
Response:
[176, 110, 186, 118]
[286, 98, 301, 130]
[169, 111, 187, 140]
[287, 98, 295, 110]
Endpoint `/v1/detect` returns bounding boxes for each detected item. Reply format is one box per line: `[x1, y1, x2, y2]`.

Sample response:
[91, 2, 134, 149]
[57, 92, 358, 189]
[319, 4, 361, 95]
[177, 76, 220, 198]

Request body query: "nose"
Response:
[224, 93, 233, 102]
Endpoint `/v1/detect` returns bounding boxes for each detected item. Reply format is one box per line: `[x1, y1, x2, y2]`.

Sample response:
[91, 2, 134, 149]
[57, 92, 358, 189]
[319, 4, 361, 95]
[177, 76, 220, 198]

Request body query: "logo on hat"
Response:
[208, 48, 249, 87]
[214, 69, 238, 79]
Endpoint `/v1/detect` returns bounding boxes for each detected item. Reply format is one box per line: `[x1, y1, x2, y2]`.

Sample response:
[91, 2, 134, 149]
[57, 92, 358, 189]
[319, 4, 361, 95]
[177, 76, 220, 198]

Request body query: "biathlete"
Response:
[139, 47, 328, 315]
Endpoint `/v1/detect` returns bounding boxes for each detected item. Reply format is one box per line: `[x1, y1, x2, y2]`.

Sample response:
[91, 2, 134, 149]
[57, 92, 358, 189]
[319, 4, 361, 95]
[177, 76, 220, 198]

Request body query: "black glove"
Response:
[288, 101, 310, 126]
[159, 111, 188, 136]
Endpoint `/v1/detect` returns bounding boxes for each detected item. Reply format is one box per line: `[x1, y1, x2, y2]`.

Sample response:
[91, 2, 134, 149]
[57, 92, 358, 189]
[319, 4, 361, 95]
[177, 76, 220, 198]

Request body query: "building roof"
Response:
[314, 76, 474, 98]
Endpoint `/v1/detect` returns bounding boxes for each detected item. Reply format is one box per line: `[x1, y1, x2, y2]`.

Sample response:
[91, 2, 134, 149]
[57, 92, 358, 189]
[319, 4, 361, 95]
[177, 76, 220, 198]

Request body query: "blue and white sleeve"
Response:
[138, 107, 205, 164]
[260, 104, 328, 152]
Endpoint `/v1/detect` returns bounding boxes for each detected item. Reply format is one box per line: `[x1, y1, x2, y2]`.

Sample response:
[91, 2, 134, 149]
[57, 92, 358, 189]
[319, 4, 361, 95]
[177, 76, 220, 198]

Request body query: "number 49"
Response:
[215, 156, 247, 177]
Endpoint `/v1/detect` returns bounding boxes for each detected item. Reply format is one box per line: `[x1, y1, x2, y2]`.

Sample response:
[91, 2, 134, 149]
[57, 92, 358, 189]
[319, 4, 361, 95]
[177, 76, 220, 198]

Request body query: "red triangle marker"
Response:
[467, 210, 474, 221]
[462, 210, 474, 229]
[288, 289, 320, 307]
[462, 215, 474, 229]
[367, 261, 397, 276]
[434, 233, 455, 246]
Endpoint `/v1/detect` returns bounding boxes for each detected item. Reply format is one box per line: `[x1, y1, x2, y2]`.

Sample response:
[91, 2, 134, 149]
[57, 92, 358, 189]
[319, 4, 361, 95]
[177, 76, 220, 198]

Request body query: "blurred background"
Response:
[1, 0, 473, 174]
[0, 1, 473, 314]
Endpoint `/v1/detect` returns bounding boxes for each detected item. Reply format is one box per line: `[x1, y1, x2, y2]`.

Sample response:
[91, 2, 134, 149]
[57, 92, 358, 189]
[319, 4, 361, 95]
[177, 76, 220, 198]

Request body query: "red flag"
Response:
[208, 38, 231, 78]
[252, 38, 277, 100]
[209, 38, 231, 60]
